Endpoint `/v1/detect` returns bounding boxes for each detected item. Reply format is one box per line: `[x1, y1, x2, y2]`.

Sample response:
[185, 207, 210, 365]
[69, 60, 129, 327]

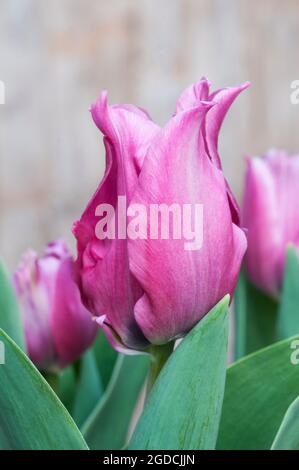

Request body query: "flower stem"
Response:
[146, 341, 175, 397]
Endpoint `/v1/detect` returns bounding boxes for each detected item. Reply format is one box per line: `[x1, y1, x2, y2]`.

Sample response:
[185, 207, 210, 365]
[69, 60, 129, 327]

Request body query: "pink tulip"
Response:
[243, 149, 299, 296]
[73, 78, 248, 353]
[14, 240, 97, 370]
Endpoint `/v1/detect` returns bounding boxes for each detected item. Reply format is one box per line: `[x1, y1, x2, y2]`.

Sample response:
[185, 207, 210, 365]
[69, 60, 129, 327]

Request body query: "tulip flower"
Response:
[14, 240, 97, 370]
[243, 149, 299, 296]
[73, 78, 248, 353]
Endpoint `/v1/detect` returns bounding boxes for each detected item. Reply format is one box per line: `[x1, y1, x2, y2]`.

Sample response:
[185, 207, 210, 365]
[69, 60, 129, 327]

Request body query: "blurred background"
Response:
[1, 0, 299, 269]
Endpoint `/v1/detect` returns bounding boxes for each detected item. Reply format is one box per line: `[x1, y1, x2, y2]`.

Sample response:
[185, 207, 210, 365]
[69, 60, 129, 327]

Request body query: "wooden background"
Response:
[1, 0, 299, 269]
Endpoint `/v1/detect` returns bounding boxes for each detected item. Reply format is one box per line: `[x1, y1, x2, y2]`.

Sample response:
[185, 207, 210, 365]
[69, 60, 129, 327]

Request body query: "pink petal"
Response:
[175, 77, 210, 113]
[13, 241, 70, 369]
[243, 151, 299, 294]
[206, 83, 250, 225]
[128, 104, 247, 344]
[206, 83, 250, 169]
[51, 257, 97, 368]
[176, 80, 250, 225]
[73, 92, 159, 350]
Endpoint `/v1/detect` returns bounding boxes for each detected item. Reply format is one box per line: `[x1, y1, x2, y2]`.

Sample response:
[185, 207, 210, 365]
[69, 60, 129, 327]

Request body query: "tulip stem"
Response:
[146, 341, 175, 397]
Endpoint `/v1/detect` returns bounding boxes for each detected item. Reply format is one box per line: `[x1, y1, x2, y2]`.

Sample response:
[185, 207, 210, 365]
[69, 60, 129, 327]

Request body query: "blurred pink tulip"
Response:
[243, 149, 299, 296]
[14, 240, 97, 370]
[73, 78, 248, 353]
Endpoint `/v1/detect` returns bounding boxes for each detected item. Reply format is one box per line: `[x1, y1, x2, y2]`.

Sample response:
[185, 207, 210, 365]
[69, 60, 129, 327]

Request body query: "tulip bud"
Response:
[243, 150, 299, 296]
[14, 240, 97, 370]
[73, 79, 248, 353]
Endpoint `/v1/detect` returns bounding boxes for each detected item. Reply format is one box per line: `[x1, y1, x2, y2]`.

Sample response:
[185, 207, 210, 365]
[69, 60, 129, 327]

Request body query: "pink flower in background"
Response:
[243, 150, 299, 296]
[14, 240, 97, 370]
[73, 78, 248, 353]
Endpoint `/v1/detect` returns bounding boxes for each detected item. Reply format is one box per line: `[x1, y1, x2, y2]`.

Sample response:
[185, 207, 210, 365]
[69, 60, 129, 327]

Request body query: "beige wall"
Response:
[1, 0, 299, 269]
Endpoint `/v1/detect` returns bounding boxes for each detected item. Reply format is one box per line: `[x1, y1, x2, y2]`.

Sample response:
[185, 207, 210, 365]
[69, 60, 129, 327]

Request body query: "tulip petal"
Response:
[175, 77, 210, 113]
[95, 315, 144, 355]
[74, 93, 159, 350]
[243, 156, 282, 294]
[176, 81, 250, 225]
[14, 251, 58, 370]
[51, 257, 98, 368]
[207, 83, 250, 225]
[90, 92, 160, 200]
[243, 151, 299, 294]
[128, 105, 247, 344]
[206, 83, 250, 169]
[264, 150, 299, 255]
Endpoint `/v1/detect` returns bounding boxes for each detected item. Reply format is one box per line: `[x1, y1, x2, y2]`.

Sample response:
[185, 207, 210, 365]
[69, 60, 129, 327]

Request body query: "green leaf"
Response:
[277, 245, 299, 340]
[92, 331, 118, 389]
[72, 349, 103, 428]
[0, 328, 88, 450]
[129, 296, 229, 450]
[0, 260, 25, 351]
[217, 334, 299, 450]
[58, 365, 76, 412]
[82, 354, 149, 450]
[271, 396, 299, 450]
[234, 270, 278, 359]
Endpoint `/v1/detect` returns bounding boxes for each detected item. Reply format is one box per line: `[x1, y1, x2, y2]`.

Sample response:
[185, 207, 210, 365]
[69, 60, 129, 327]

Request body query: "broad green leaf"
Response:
[129, 296, 229, 450]
[92, 331, 118, 388]
[72, 349, 103, 428]
[234, 270, 278, 359]
[271, 396, 299, 450]
[0, 260, 25, 351]
[277, 245, 299, 340]
[82, 354, 149, 450]
[217, 334, 299, 450]
[0, 328, 88, 450]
